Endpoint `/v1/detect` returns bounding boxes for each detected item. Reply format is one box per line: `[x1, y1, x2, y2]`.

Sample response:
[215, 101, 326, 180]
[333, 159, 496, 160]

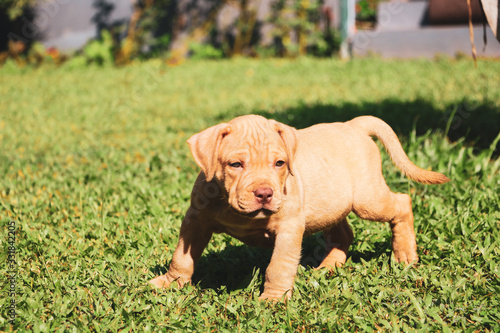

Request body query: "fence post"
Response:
[340, 0, 355, 59]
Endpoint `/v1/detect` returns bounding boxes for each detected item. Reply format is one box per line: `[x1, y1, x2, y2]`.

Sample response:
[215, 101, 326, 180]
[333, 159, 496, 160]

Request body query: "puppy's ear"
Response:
[187, 123, 232, 181]
[270, 120, 298, 176]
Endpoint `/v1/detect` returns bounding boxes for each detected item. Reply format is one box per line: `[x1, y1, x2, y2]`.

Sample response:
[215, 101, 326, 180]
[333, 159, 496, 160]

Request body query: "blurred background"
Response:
[1, 0, 499, 66]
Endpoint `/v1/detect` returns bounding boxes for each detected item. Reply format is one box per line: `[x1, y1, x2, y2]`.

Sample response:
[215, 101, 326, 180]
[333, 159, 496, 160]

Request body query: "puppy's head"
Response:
[187, 115, 298, 219]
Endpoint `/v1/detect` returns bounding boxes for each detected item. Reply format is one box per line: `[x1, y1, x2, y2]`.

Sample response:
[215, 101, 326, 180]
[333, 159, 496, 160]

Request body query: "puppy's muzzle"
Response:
[254, 187, 273, 204]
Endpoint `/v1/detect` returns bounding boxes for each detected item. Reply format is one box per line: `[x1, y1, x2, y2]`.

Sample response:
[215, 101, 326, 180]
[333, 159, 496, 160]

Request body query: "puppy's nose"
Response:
[254, 187, 273, 204]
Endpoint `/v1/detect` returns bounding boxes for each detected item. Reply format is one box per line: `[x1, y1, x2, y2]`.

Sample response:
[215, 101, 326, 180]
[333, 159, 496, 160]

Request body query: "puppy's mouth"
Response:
[232, 204, 279, 219]
[244, 207, 275, 219]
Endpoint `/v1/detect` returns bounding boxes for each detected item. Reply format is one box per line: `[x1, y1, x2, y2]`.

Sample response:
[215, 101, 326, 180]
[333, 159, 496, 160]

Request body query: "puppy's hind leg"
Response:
[317, 218, 354, 270]
[354, 188, 418, 265]
[387, 193, 418, 264]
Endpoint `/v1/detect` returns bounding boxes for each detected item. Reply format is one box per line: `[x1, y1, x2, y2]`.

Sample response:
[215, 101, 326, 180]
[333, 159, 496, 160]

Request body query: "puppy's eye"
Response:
[229, 162, 242, 168]
[275, 160, 285, 167]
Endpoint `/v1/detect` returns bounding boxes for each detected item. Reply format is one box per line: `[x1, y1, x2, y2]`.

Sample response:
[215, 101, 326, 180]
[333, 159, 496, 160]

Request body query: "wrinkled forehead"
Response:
[220, 120, 285, 158]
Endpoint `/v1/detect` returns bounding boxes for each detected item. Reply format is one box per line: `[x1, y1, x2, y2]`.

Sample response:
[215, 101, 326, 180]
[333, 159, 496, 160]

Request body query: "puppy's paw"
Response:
[392, 250, 419, 266]
[315, 248, 347, 271]
[149, 275, 172, 289]
[149, 273, 188, 289]
[258, 289, 291, 302]
[316, 259, 345, 271]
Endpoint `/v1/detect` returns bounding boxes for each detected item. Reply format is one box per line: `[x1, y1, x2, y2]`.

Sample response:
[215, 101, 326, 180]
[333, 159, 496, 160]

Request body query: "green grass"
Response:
[0, 57, 499, 332]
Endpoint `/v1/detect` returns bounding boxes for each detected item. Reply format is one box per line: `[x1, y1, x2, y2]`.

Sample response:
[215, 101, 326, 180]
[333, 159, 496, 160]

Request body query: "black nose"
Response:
[254, 187, 273, 204]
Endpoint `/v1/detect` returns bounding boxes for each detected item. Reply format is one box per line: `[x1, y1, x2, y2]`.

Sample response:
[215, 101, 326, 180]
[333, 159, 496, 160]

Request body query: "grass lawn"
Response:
[0, 57, 499, 331]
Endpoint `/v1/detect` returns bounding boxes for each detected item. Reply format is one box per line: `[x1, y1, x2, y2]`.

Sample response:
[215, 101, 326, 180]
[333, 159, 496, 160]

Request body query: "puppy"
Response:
[150, 115, 449, 300]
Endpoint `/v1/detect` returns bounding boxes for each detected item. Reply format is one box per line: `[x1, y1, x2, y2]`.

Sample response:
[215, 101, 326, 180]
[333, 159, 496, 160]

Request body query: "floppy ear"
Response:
[187, 123, 232, 181]
[270, 120, 298, 176]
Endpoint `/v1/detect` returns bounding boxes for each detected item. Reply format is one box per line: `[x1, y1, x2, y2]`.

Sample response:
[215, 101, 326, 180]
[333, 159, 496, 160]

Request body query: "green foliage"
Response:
[189, 42, 224, 60]
[269, 0, 340, 57]
[83, 30, 114, 66]
[308, 27, 342, 57]
[133, 0, 173, 58]
[25, 42, 50, 65]
[0, 58, 499, 331]
[146, 33, 171, 58]
[0, 0, 37, 19]
[356, 0, 379, 22]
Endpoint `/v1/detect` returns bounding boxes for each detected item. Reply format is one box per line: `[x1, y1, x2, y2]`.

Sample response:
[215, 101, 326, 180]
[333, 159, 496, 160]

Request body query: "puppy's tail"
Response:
[348, 116, 450, 185]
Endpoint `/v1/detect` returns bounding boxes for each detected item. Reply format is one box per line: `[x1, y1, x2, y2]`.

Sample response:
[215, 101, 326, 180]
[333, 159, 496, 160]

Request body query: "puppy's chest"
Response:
[213, 218, 277, 248]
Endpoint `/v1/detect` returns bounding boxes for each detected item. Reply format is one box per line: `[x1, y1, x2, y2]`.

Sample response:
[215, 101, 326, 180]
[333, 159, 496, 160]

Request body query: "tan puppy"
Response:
[150, 115, 449, 300]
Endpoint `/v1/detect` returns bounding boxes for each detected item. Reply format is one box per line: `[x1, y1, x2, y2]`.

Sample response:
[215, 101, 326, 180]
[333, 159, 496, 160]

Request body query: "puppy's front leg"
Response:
[259, 221, 304, 301]
[149, 207, 212, 289]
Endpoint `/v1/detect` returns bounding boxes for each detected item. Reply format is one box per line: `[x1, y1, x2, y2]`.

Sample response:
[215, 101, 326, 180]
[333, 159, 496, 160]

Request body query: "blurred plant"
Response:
[0, 0, 36, 61]
[0, 39, 26, 65]
[231, 0, 259, 57]
[189, 42, 224, 60]
[26, 41, 48, 65]
[356, 0, 380, 22]
[84, 30, 115, 66]
[89, 0, 174, 65]
[0, 0, 37, 19]
[114, 0, 173, 64]
[0, 39, 68, 67]
[309, 5, 341, 57]
[24, 42, 65, 65]
[134, 0, 173, 58]
[166, 0, 229, 64]
[269, 0, 340, 57]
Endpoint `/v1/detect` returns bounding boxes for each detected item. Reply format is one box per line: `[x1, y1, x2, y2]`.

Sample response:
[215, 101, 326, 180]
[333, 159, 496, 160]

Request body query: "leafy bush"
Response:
[83, 30, 114, 66]
[268, 0, 340, 57]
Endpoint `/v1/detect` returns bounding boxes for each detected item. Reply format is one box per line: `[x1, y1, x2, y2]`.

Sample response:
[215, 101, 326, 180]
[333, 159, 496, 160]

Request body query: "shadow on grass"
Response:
[188, 234, 392, 293]
[213, 98, 500, 154]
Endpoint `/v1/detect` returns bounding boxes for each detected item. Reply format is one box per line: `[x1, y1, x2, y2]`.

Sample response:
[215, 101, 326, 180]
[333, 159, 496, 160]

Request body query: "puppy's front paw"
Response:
[149, 273, 188, 289]
[258, 289, 291, 302]
[392, 249, 419, 265]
